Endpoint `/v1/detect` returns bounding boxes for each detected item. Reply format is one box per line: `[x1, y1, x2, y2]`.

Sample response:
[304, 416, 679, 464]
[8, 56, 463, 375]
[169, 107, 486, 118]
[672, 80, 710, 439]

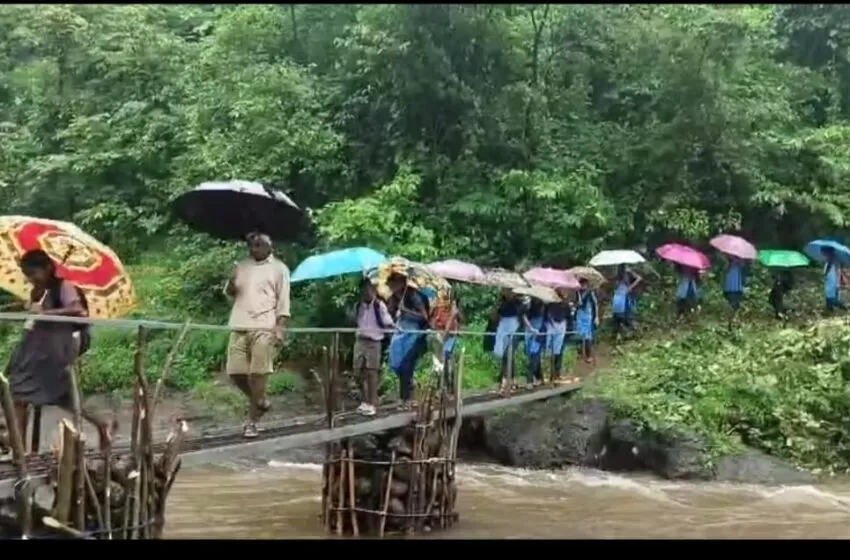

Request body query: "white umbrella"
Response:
[589, 249, 646, 267]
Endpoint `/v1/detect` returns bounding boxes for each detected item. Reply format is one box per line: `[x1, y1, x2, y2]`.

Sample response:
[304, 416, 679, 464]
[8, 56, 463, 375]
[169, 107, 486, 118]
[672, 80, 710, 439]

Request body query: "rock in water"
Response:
[714, 451, 817, 485]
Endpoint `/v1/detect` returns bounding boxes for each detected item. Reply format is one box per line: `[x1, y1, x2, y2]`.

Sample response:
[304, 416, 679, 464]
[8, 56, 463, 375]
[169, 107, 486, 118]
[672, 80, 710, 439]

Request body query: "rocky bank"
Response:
[458, 396, 817, 485]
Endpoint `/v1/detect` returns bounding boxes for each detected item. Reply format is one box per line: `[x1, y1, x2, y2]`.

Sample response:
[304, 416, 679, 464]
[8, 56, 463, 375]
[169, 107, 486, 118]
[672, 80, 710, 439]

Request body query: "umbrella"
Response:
[291, 247, 386, 283]
[172, 180, 307, 241]
[805, 239, 850, 265]
[655, 243, 711, 270]
[758, 250, 810, 269]
[567, 266, 606, 289]
[514, 285, 561, 304]
[0, 216, 136, 318]
[709, 234, 757, 260]
[366, 257, 452, 309]
[426, 259, 487, 284]
[482, 268, 529, 289]
[589, 250, 646, 267]
[523, 267, 580, 290]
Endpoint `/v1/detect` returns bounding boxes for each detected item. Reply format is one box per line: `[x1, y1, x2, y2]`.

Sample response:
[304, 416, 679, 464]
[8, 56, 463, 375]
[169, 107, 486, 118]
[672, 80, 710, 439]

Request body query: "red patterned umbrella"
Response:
[0, 216, 136, 318]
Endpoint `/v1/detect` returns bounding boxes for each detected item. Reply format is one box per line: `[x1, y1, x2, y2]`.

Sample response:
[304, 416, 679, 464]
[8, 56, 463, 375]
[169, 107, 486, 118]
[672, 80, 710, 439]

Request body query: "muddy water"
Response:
[165, 461, 850, 539]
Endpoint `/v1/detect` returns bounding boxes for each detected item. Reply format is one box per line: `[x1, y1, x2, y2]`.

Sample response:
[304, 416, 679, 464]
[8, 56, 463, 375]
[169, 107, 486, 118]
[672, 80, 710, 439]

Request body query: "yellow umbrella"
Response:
[567, 266, 606, 289]
[366, 257, 452, 311]
[0, 216, 136, 318]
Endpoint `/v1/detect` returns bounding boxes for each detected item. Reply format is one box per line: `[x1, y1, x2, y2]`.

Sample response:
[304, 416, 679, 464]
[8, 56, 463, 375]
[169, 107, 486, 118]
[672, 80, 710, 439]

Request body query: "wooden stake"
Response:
[53, 419, 78, 525]
[0, 371, 32, 537]
[66, 355, 85, 530]
[103, 438, 112, 539]
[379, 451, 396, 538]
[335, 448, 345, 536]
[30, 405, 41, 454]
[346, 440, 359, 537]
[84, 465, 105, 533]
[152, 321, 191, 416]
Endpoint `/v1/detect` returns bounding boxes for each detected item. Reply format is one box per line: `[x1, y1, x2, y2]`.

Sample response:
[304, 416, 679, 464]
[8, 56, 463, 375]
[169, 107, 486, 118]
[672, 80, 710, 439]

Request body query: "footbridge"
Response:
[0, 313, 583, 496]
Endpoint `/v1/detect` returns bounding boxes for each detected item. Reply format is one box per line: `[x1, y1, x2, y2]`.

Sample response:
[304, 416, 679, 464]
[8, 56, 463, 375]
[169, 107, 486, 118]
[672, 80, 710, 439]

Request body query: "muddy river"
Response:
[165, 459, 850, 539]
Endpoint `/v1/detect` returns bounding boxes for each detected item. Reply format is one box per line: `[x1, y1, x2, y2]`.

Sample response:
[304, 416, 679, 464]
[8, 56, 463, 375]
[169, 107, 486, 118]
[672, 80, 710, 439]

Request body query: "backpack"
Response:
[49, 280, 91, 357]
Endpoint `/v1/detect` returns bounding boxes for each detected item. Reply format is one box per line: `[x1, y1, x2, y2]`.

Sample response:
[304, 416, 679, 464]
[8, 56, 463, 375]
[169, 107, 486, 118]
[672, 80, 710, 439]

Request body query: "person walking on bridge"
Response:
[352, 279, 395, 417]
[224, 233, 291, 439]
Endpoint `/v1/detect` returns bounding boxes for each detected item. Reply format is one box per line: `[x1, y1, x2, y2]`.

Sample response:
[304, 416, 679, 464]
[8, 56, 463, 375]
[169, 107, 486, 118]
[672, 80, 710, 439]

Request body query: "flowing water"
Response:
[165, 459, 850, 539]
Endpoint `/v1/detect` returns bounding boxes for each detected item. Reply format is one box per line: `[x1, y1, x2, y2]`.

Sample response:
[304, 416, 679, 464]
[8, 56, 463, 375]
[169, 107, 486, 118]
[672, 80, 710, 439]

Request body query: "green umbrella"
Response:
[758, 249, 810, 268]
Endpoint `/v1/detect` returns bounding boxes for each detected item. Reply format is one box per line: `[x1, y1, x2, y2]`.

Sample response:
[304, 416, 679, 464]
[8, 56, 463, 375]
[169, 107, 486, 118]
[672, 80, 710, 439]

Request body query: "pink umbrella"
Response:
[655, 243, 711, 270]
[709, 234, 757, 261]
[426, 259, 487, 284]
[523, 267, 581, 290]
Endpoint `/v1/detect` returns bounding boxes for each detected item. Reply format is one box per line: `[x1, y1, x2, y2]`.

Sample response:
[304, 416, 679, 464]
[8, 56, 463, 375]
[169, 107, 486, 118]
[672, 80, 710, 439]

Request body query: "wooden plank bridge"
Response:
[0, 381, 582, 496]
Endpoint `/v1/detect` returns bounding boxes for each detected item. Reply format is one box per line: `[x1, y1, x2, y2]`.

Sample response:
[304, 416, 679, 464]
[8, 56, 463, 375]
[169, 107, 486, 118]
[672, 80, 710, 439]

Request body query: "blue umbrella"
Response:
[291, 247, 387, 283]
[805, 239, 850, 265]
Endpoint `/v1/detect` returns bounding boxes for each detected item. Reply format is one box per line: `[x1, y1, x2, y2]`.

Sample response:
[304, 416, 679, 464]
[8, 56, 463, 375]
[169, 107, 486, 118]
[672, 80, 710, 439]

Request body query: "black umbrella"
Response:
[172, 180, 308, 241]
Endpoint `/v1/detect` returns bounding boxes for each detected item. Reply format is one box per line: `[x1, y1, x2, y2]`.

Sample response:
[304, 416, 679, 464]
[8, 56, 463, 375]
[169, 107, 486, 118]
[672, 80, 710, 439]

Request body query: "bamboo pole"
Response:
[103, 437, 112, 539]
[152, 320, 191, 416]
[378, 451, 396, 538]
[125, 326, 148, 539]
[53, 419, 78, 525]
[335, 448, 345, 536]
[320, 346, 332, 531]
[346, 440, 359, 537]
[132, 326, 152, 539]
[67, 352, 85, 530]
[152, 420, 188, 539]
[84, 466, 104, 533]
[30, 405, 41, 454]
[0, 372, 32, 537]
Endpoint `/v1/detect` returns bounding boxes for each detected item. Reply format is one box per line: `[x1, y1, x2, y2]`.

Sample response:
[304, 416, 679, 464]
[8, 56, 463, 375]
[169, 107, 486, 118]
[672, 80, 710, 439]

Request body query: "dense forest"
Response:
[2, 4, 850, 320]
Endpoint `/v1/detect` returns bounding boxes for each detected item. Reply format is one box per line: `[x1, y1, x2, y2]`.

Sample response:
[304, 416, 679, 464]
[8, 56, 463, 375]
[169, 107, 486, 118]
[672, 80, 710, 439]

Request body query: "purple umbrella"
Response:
[709, 234, 757, 261]
[426, 259, 487, 284]
[523, 267, 581, 290]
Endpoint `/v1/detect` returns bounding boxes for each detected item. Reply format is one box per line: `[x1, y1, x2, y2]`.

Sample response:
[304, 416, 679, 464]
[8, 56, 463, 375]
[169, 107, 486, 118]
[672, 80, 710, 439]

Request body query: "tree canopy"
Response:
[1, 4, 849, 277]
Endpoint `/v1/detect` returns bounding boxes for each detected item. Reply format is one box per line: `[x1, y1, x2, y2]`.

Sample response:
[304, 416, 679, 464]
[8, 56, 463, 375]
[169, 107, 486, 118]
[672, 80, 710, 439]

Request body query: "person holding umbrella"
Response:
[522, 296, 547, 388]
[574, 277, 599, 364]
[611, 264, 642, 342]
[224, 233, 291, 439]
[822, 246, 846, 314]
[545, 290, 574, 384]
[386, 273, 430, 410]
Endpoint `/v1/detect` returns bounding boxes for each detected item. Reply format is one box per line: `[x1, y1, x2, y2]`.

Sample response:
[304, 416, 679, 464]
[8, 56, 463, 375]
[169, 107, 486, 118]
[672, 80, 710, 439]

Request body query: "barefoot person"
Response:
[353, 279, 395, 416]
[224, 233, 290, 438]
[6, 249, 114, 450]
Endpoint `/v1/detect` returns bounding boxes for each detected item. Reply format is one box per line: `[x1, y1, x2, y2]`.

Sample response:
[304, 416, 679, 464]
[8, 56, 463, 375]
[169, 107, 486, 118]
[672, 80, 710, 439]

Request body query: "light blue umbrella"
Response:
[804, 239, 850, 265]
[291, 247, 387, 283]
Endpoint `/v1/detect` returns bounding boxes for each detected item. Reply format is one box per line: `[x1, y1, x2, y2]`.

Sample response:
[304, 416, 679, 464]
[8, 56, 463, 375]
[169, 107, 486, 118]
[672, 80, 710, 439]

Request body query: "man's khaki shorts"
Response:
[226, 331, 277, 376]
[353, 337, 382, 372]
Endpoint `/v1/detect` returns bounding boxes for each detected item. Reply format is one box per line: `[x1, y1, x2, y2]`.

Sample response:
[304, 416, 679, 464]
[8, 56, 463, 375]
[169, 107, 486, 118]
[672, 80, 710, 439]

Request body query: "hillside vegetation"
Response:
[2, 5, 850, 413]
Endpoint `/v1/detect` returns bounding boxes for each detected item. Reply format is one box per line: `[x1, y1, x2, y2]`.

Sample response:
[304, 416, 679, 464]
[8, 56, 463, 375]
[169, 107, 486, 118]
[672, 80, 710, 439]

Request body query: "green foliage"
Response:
[588, 319, 850, 474]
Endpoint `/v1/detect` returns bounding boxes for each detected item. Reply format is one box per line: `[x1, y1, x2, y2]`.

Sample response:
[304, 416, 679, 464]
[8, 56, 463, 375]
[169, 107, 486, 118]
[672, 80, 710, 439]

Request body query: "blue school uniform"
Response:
[545, 301, 569, 356]
[723, 262, 745, 310]
[388, 290, 428, 400]
[493, 298, 523, 359]
[825, 261, 843, 310]
[575, 289, 597, 342]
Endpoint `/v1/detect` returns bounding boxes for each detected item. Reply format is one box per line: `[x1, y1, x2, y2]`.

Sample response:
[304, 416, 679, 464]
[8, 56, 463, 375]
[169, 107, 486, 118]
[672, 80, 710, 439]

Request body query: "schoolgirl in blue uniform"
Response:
[522, 297, 547, 388]
[611, 265, 642, 341]
[574, 277, 599, 364]
[492, 289, 525, 395]
[545, 292, 573, 383]
[674, 264, 700, 318]
[723, 256, 746, 313]
[822, 247, 846, 313]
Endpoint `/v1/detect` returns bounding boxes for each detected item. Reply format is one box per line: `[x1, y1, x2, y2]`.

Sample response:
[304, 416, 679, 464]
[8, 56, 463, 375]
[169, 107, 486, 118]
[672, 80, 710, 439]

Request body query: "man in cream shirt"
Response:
[224, 233, 291, 438]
